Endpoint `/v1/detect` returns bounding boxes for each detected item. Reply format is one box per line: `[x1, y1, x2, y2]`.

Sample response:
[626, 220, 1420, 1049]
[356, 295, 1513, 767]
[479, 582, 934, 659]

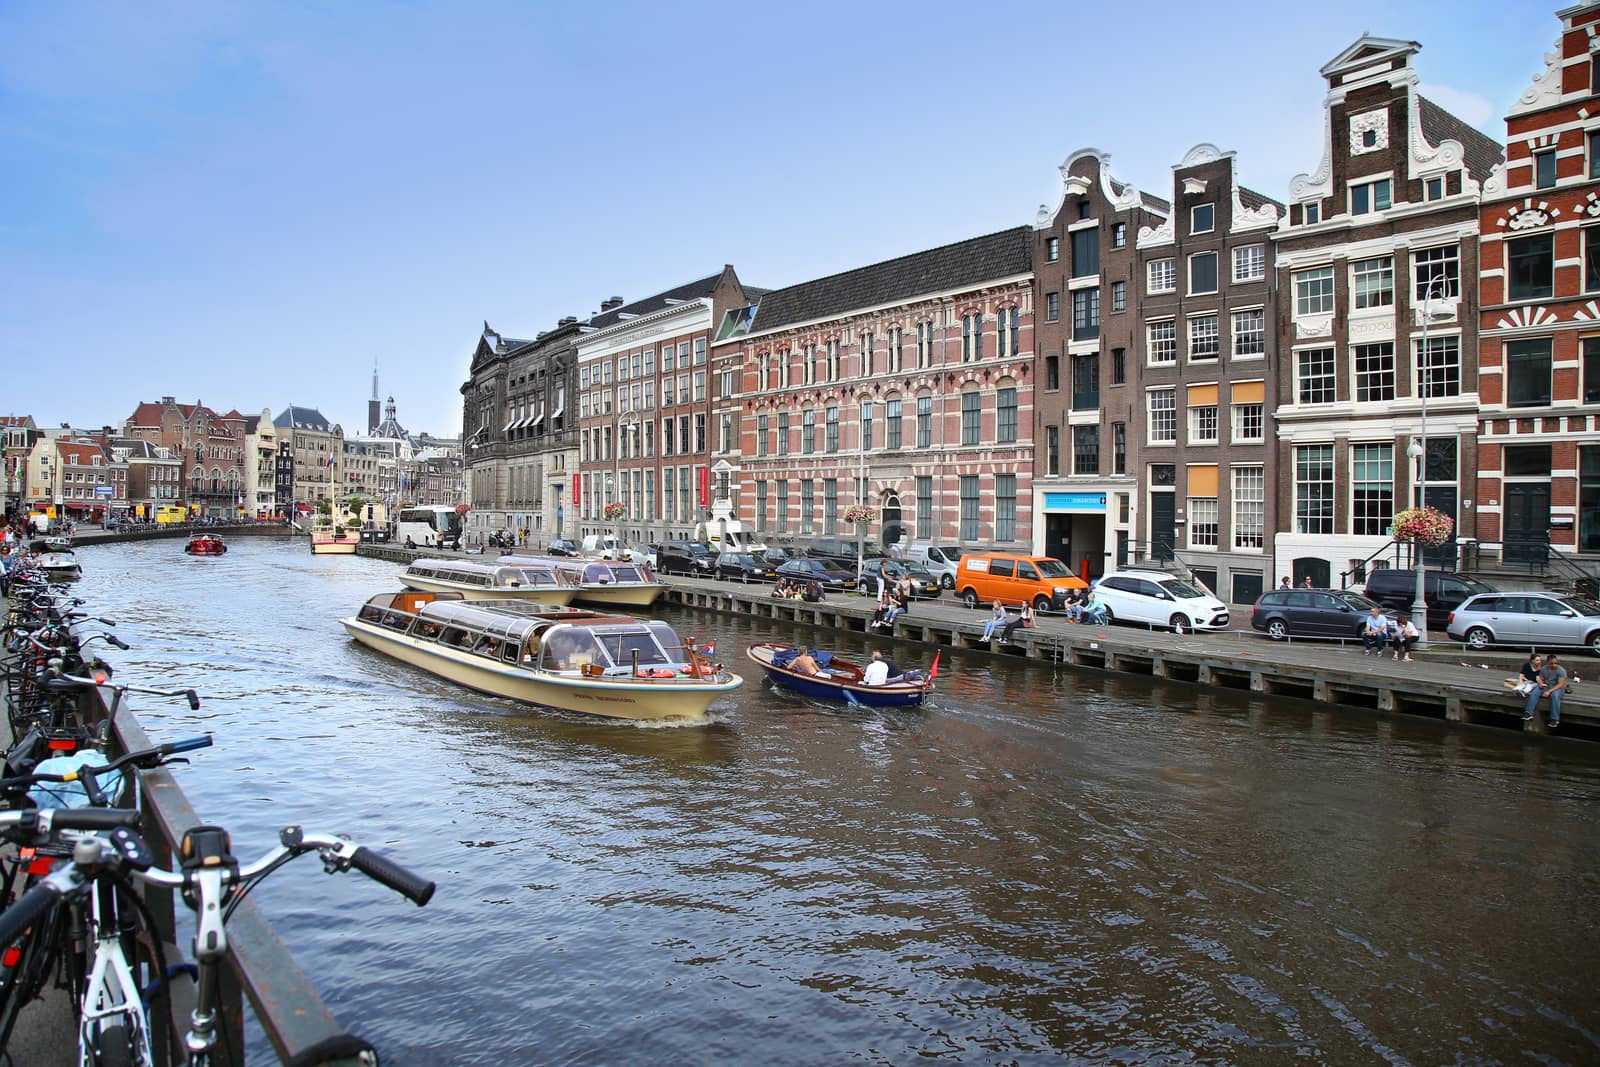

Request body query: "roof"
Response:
[586, 273, 726, 331]
[1417, 96, 1504, 183]
[56, 441, 104, 464]
[274, 406, 335, 432]
[1239, 186, 1285, 211]
[746, 227, 1033, 336]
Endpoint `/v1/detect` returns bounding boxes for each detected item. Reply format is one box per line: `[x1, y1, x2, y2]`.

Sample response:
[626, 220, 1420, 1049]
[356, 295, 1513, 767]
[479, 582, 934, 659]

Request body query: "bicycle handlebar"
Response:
[348, 845, 436, 906]
[0, 736, 213, 792]
[50, 672, 200, 710]
[0, 865, 79, 947]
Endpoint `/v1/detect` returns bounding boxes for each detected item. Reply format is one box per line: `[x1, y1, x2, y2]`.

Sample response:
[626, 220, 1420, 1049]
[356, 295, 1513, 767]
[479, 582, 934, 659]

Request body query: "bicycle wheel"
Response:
[0, 905, 62, 1051]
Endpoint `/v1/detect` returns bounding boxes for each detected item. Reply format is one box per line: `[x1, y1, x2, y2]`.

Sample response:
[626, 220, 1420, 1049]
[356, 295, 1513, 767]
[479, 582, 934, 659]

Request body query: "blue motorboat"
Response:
[746, 642, 932, 708]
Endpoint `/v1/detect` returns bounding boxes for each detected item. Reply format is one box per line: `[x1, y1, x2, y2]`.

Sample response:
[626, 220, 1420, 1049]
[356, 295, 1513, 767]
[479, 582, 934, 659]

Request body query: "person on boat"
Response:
[863, 650, 890, 686]
[790, 646, 822, 675]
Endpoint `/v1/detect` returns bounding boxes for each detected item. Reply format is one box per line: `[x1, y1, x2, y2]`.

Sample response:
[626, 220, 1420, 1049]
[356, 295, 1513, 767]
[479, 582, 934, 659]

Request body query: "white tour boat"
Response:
[499, 555, 664, 609]
[400, 559, 578, 605]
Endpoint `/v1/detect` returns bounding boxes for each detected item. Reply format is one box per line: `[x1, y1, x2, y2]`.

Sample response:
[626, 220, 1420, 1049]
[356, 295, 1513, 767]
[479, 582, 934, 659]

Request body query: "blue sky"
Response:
[0, 0, 1560, 438]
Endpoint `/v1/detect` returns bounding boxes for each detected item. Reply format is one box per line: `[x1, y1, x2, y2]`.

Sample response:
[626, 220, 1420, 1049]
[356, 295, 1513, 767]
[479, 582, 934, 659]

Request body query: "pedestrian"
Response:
[1280, 577, 1292, 590]
[1360, 606, 1388, 656]
[1301, 576, 1313, 589]
[1390, 614, 1420, 661]
[1524, 653, 1568, 728]
[1000, 601, 1035, 643]
[980, 601, 1008, 641]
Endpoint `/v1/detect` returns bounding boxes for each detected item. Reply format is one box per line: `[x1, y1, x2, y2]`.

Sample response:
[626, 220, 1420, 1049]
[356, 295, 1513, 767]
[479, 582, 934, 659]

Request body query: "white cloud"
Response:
[1418, 82, 1499, 134]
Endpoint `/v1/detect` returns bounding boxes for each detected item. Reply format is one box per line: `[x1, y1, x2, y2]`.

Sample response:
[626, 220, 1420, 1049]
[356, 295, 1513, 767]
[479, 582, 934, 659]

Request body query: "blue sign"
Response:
[557, 506, 564, 519]
[1045, 492, 1107, 512]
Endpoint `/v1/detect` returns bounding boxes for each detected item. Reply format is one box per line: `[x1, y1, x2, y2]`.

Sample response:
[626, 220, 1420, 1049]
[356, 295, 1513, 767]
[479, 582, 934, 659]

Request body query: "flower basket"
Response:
[603, 501, 627, 521]
[843, 503, 877, 526]
[1391, 506, 1454, 546]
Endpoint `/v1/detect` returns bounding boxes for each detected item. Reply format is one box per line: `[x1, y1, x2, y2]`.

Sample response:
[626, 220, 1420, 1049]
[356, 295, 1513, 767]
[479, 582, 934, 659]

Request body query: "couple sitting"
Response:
[870, 588, 907, 630]
[1359, 608, 1421, 661]
[1063, 588, 1107, 625]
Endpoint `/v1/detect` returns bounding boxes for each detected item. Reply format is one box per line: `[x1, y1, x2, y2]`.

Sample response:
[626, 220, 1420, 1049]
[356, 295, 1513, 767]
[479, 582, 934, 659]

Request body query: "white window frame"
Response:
[1147, 258, 1176, 295]
[1188, 314, 1219, 361]
[1349, 175, 1393, 216]
[1147, 319, 1177, 365]
[1232, 244, 1266, 283]
[1353, 342, 1396, 404]
[1188, 403, 1219, 444]
[1147, 389, 1177, 444]
[1231, 466, 1265, 550]
[1231, 308, 1265, 359]
[1294, 267, 1335, 317]
[1351, 256, 1395, 310]
[1187, 495, 1219, 549]
[1191, 204, 1215, 235]
[1295, 347, 1337, 405]
[1230, 399, 1264, 443]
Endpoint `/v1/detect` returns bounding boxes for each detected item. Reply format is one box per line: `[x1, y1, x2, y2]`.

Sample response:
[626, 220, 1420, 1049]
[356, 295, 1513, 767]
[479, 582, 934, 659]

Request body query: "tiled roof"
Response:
[747, 227, 1033, 336]
[273, 405, 334, 432]
[1418, 96, 1503, 183]
[57, 442, 104, 464]
[1239, 185, 1285, 211]
[586, 273, 726, 331]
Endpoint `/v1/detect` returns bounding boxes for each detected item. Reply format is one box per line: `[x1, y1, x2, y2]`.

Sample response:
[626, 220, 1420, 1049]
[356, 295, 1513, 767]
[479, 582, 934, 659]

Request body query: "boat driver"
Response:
[862, 650, 890, 687]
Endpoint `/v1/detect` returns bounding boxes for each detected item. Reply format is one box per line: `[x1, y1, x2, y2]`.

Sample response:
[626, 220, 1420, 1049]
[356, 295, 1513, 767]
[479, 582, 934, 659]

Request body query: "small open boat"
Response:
[340, 591, 740, 722]
[401, 559, 577, 605]
[29, 545, 81, 581]
[746, 642, 933, 708]
[184, 534, 227, 555]
[499, 555, 664, 609]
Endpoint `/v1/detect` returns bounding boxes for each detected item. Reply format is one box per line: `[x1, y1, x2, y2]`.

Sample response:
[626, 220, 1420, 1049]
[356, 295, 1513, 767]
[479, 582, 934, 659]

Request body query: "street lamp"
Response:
[857, 399, 874, 584]
[1408, 277, 1454, 648]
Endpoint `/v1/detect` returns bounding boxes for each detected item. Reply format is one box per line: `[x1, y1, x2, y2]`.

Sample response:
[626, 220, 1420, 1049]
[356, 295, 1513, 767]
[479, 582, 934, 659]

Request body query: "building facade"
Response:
[2, 416, 39, 519]
[1271, 36, 1502, 587]
[1477, 1, 1600, 563]
[727, 231, 1034, 553]
[125, 397, 249, 517]
[1135, 145, 1283, 604]
[272, 406, 345, 511]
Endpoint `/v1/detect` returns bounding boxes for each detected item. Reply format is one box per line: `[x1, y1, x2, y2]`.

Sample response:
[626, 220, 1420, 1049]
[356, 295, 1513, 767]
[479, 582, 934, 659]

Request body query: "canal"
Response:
[75, 538, 1600, 1065]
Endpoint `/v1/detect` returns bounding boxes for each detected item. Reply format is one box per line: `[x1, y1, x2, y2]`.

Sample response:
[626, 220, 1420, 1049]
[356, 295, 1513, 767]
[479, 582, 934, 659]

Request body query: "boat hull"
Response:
[570, 584, 664, 609]
[311, 539, 358, 555]
[746, 643, 928, 708]
[341, 617, 739, 722]
[400, 574, 578, 605]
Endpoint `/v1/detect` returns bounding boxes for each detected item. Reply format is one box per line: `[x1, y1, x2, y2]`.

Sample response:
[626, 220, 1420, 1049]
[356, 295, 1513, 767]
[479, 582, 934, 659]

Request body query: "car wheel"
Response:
[1102, 606, 1115, 625]
[1465, 627, 1493, 651]
[941, 574, 954, 589]
[1589, 630, 1600, 656]
[1170, 614, 1190, 635]
[1266, 619, 1288, 640]
[1033, 595, 1052, 614]
[962, 588, 979, 609]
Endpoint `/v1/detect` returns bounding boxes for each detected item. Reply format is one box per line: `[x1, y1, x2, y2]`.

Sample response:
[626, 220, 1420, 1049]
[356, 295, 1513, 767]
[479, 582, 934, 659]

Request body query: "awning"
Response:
[550, 401, 564, 420]
[529, 410, 544, 429]
[502, 417, 518, 432]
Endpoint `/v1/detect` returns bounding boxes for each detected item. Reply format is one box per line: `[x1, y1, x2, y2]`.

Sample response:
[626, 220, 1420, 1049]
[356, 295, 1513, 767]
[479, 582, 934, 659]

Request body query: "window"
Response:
[662, 378, 675, 406]
[1189, 315, 1219, 361]
[1350, 177, 1392, 215]
[917, 396, 932, 448]
[1233, 244, 1266, 282]
[1112, 422, 1126, 474]
[1424, 175, 1445, 201]
[1148, 320, 1177, 364]
[756, 481, 768, 532]
[800, 480, 814, 534]
[1351, 444, 1394, 536]
[1189, 252, 1218, 294]
[825, 406, 839, 452]
[1073, 425, 1098, 474]
[802, 409, 816, 454]
[1507, 234, 1554, 301]
[889, 327, 903, 372]
[997, 388, 1018, 443]
[1586, 337, 1600, 405]
[1111, 280, 1126, 312]
[756, 415, 769, 456]
[681, 415, 692, 453]
[1295, 445, 1334, 535]
[1045, 292, 1059, 322]
[1232, 467, 1265, 549]
[1591, 131, 1600, 180]
[1148, 259, 1176, 294]
[959, 476, 980, 541]
[1072, 289, 1100, 340]
[1295, 267, 1335, 316]
[861, 332, 874, 376]
[961, 391, 980, 445]
[1046, 237, 1060, 262]
[1303, 201, 1321, 225]
[962, 313, 983, 361]
[1589, 229, 1600, 293]
[996, 476, 1017, 541]
[1112, 347, 1126, 385]
[1188, 396, 1219, 443]
[917, 321, 935, 368]
[1232, 398, 1264, 442]
[693, 371, 706, 402]
[1416, 336, 1462, 399]
[1506, 338, 1553, 407]
[1414, 245, 1460, 300]
[916, 476, 932, 539]
[886, 399, 902, 448]
[1113, 223, 1127, 248]
[1191, 204, 1215, 234]
[860, 402, 873, 450]
[998, 308, 1020, 358]
[1188, 495, 1218, 548]
[1352, 257, 1394, 309]
[1071, 353, 1099, 411]
[1232, 309, 1265, 358]
[1071, 229, 1099, 277]
[823, 479, 837, 534]
[777, 412, 790, 455]
[1535, 149, 1557, 190]
[1045, 354, 1060, 391]
[827, 339, 840, 381]
[1354, 342, 1395, 403]
[1077, 201, 1090, 220]
[1046, 425, 1060, 475]
[1148, 390, 1177, 443]
[1297, 348, 1336, 404]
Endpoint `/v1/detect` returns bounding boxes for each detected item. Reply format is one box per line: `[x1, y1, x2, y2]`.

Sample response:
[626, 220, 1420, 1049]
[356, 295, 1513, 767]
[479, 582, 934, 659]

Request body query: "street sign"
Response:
[94, 485, 114, 497]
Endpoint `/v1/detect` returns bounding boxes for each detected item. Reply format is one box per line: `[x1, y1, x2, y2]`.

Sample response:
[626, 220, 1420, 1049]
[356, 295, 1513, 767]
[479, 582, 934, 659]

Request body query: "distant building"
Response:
[272, 406, 345, 510]
[110, 438, 182, 519]
[124, 396, 250, 517]
[1, 416, 39, 518]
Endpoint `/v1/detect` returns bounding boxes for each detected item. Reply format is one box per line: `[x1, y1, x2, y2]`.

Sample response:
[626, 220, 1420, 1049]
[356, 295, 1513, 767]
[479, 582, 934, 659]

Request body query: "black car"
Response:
[657, 539, 716, 576]
[762, 546, 800, 567]
[1360, 569, 1494, 631]
[714, 553, 778, 583]
[546, 539, 578, 557]
[1251, 588, 1389, 641]
[775, 558, 859, 591]
[804, 537, 887, 568]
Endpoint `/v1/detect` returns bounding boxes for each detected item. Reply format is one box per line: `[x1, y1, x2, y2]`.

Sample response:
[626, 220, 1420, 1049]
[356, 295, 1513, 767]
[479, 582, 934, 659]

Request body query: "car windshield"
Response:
[1035, 559, 1073, 578]
[1335, 592, 1379, 610]
[1461, 576, 1494, 595]
[1157, 579, 1207, 599]
[1559, 597, 1600, 617]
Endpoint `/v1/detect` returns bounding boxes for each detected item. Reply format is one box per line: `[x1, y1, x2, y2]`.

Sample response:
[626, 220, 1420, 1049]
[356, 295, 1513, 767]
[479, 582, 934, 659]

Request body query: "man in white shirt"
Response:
[862, 649, 890, 686]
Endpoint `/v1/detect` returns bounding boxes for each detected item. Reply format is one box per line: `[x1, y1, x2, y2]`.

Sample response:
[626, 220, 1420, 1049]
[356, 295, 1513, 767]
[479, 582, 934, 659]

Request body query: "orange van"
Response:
[955, 552, 1087, 611]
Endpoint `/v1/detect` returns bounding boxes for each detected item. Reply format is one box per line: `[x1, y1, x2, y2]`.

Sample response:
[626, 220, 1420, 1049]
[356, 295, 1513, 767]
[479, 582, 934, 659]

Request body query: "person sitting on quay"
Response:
[980, 601, 1008, 641]
[1000, 601, 1035, 643]
[1079, 589, 1107, 626]
[877, 589, 907, 629]
[1360, 606, 1389, 656]
[1390, 614, 1420, 662]
[801, 580, 826, 603]
[1524, 652, 1569, 728]
[1063, 588, 1086, 622]
[1507, 652, 1544, 696]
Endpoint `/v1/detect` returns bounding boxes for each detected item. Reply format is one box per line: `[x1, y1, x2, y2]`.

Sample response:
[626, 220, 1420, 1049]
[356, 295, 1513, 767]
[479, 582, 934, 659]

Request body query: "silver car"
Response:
[1446, 591, 1600, 653]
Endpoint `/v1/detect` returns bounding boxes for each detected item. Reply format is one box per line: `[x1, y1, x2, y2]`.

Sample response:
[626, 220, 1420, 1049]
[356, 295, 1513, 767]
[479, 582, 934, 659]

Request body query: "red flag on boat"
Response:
[924, 651, 940, 690]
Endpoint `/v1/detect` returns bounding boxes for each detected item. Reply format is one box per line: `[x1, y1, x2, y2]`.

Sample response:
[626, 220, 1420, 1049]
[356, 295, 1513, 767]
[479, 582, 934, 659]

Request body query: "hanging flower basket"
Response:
[1391, 506, 1454, 546]
[603, 501, 627, 521]
[843, 503, 877, 526]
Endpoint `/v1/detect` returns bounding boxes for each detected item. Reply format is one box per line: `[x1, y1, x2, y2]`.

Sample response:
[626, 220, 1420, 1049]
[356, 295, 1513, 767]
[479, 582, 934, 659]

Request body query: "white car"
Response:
[1092, 570, 1230, 634]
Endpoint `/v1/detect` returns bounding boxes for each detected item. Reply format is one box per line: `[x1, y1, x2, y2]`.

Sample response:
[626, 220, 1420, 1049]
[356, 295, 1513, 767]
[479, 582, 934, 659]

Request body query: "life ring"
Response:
[644, 668, 677, 679]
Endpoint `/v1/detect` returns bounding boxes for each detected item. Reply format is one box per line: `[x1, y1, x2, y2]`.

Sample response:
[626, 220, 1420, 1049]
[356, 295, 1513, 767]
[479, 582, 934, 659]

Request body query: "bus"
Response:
[395, 505, 463, 549]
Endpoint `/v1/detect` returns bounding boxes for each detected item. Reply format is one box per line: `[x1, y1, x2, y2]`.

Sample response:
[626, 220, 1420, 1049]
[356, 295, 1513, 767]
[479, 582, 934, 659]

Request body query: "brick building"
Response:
[125, 397, 250, 517]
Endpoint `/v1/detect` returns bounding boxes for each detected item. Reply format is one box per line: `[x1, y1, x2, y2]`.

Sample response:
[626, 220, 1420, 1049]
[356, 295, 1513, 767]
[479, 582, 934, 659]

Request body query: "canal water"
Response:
[73, 538, 1600, 1065]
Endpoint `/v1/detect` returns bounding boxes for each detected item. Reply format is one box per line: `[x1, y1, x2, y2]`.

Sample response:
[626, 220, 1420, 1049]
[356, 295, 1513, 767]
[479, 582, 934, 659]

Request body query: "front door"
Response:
[881, 494, 903, 549]
[1292, 556, 1330, 588]
[1504, 483, 1551, 565]
[1423, 485, 1458, 569]
[1150, 492, 1176, 560]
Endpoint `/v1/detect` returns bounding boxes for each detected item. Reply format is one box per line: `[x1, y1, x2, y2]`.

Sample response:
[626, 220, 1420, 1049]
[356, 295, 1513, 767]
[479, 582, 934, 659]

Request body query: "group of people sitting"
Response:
[1359, 607, 1423, 661]
[1061, 587, 1107, 625]
[869, 573, 915, 630]
[786, 646, 911, 687]
[772, 577, 826, 602]
[1509, 651, 1577, 728]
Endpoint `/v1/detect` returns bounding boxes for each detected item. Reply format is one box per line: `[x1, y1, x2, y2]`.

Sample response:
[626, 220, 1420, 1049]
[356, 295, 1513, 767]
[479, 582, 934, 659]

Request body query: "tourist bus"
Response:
[395, 505, 463, 549]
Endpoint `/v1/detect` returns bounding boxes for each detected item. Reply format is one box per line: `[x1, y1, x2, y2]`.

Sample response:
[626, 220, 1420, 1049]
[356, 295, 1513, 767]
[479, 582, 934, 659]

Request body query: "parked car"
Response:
[714, 552, 779, 583]
[546, 539, 578, 557]
[1446, 591, 1600, 653]
[762, 546, 800, 567]
[954, 552, 1086, 611]
[1251, 588, 1391, 641]
[1093, 570, 1230, 634]
[903, 544, 961, 589]
[656, 539, 716, 576]
[862, 559, 941, 599]
[805, 537, 887, 568]
[1360, 569, 1494, 631]
[775, 558, 859, 592]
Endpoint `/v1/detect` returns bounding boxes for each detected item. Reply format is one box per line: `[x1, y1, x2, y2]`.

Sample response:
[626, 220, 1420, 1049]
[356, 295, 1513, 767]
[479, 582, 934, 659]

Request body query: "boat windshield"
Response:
[539, 626, 606, 672]
[498, 567, 560, 588]
[648, 621, 686, 661]
[596, 628, 669, 668]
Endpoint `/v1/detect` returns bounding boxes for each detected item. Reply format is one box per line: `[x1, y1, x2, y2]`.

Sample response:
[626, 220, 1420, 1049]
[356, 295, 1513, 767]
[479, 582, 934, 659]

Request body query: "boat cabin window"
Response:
[439, 626, 471, 647]
[647, 621, 686, 661]
[358, 604, 385, 623]
[411, 620, 443, 639]
[611, 565, 644, 583]
[599, 630, 668, 668]
[539, 628, 604, 672]
[583, 563, 613, 584]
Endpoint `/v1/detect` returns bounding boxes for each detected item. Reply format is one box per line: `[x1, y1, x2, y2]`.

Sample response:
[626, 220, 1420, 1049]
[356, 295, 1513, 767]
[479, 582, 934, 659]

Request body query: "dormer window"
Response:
[1350, 178, 1391, 215]
[1191, 204, 1215, 235]
[1424, 176, 1445, 201]
[1303, 201, 1321, 225]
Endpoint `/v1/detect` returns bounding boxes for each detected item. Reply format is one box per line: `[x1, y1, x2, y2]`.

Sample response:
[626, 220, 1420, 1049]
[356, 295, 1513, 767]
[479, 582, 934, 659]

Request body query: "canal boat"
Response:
[340, 591, 740, 723]
[499, 555, 664, 609]
[310, 527, 359, 555]
[184, 533, 228, 555]
[31, 545, 82, 581]
[400, 559, 578, 605]
[746, 642, 933, 708]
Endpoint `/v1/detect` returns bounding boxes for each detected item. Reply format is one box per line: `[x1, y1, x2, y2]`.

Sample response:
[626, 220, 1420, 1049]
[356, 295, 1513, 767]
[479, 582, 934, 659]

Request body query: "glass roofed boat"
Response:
[400, 559, 578, 605]
[498, 555, 664, 609]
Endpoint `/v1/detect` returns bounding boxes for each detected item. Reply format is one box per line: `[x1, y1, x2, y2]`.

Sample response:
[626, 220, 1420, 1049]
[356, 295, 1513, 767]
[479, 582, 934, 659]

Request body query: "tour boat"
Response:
[310, 527, 359, 555]
[499, 555, 664, 609]
[746, 642, 934, 708]
[184, 533, 228, 555]
[399, 559, 578, 605]
[340, 591, 740, 722]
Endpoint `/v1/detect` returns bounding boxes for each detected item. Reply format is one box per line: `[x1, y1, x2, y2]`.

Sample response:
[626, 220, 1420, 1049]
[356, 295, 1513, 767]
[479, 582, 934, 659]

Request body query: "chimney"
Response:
[161, 396, 175, 405]
[558, 315, 578, 327]
[600, 296, 624, 312]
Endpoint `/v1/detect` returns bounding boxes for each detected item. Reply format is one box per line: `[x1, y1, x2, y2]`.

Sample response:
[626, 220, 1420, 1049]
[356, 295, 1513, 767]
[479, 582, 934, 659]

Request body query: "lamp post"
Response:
[857, 399, 874, 585]
[1407, 277, 1452, 648]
